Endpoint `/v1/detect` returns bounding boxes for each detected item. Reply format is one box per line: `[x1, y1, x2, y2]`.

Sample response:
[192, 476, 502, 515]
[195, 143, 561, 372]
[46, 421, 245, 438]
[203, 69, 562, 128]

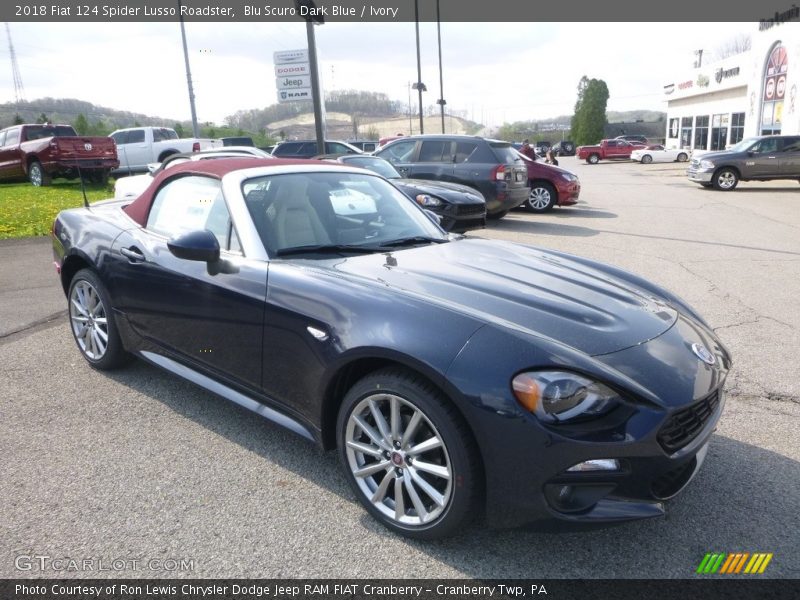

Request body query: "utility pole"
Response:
[413, 0, 425, 134]
[178, 0, 199, 137]
[296, 0, 326, 155]
[435, 0, 446, 133]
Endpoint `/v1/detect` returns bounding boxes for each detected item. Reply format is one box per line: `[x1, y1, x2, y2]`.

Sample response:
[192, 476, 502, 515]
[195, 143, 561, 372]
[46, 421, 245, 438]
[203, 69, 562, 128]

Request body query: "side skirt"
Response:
[140, 350, 316, 442]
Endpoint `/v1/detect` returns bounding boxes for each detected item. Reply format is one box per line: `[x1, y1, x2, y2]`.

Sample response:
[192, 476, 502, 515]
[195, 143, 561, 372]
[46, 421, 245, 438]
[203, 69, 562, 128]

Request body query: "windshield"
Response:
[242, 171, 446, 257]
[339, 156, 401, 179]
[728, 137, 759, 153]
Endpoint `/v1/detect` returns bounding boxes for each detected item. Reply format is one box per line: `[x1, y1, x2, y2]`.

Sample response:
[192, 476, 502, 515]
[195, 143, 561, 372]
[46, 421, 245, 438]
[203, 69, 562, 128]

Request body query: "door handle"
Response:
[120, 246, 146, 263]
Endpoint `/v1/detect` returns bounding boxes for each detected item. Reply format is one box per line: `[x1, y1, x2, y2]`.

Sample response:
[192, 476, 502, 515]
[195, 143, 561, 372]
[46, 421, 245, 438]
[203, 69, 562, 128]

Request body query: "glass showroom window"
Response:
[680, 117, 693, 148]
[761, 43, 787, 135]
[730, 113, 745, 145]
[710, 114, 729, 151]
[694, 116, 709, 150]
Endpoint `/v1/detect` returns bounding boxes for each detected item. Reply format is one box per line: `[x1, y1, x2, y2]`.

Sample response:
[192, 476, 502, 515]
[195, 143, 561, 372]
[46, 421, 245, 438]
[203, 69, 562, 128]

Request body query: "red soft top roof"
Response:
[122, 157, 340, 226]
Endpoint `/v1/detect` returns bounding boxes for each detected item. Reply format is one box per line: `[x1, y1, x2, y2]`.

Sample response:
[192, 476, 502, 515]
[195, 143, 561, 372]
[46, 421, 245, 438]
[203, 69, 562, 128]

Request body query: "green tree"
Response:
[36, 113, 50, 124]
[72, 113, 89, 135]
[13, 113, 24, 125]
[173, 122, 186, 137]
[570, 76, 609, 146]
[89, 119, 111, 136]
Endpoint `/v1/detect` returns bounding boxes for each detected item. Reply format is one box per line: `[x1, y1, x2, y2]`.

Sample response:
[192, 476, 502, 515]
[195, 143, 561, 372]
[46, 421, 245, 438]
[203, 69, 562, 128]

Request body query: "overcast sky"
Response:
[2, 21, 755, 127]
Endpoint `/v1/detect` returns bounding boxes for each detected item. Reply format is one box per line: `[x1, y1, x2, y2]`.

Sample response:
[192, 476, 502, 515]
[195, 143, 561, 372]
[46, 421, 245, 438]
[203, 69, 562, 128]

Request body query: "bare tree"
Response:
[711, 33, 752, 62]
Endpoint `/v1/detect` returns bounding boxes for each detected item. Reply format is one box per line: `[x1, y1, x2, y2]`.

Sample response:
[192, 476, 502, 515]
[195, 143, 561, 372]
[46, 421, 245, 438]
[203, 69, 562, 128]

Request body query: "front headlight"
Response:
[415, 194, 442, 207]
[699, 159, 715, 169]
[512, 371, 621, 423]
[560, 173, 578, 182]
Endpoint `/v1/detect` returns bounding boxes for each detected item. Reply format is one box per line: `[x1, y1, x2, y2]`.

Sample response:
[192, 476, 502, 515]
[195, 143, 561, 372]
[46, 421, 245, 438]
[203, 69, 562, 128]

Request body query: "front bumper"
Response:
[556, 181, 581, 206]
[687, 168, 713, 183]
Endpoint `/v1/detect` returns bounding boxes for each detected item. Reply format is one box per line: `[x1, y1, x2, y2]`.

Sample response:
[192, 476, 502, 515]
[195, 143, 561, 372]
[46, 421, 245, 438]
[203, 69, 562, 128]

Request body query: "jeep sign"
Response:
[276, 75, 312, 90]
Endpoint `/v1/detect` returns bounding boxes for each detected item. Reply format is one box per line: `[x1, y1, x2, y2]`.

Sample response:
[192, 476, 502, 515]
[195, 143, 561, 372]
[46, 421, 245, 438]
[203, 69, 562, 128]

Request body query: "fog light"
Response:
[567, 459, 620, 472]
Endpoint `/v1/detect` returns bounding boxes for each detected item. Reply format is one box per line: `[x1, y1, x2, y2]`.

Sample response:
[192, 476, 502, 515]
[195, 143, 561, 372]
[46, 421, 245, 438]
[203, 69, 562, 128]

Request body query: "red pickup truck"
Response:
[0, 124, 118, 186]
[577, 139, 646, 164]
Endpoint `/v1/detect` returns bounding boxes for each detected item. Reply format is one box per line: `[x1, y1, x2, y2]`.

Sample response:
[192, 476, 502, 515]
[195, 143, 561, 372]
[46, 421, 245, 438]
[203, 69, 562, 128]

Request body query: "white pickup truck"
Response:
[109, 126, 221, 173]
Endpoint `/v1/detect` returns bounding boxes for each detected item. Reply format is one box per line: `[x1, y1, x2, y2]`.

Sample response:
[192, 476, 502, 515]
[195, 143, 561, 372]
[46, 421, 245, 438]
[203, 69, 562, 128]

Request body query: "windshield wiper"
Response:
[275, 244, 381, 257]
[375, 236, 448, 249]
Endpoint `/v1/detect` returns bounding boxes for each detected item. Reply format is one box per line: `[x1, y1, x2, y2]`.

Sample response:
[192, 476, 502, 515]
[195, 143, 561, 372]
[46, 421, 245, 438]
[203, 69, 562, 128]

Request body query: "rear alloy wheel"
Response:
[587, 154, 599, 164]
[641, 154, 653, 164]
[68, 269, 131, 370]
[677, 152, 689, 162]
[337, 368, 480, 539]
[28, 160, 51, 187]
[525, 181, 557, 212]
[713, 168, 739, 191]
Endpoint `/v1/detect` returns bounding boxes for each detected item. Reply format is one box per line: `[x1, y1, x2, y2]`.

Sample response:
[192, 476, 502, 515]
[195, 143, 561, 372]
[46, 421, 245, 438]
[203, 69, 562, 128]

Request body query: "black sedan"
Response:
[335, 154, 486, 232]
[53, 158, 731, 539]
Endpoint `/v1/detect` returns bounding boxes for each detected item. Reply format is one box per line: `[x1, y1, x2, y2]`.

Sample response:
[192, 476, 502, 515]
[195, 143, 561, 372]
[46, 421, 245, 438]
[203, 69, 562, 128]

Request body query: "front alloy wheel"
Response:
[338, 368, 480, 539]
[525, 182, 556, 212]
[713, 168, 739, 191]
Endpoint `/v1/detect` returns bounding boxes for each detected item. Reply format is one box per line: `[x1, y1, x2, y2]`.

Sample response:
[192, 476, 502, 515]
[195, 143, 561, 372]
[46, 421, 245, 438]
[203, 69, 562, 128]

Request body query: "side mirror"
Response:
[168, 229, 220, 262]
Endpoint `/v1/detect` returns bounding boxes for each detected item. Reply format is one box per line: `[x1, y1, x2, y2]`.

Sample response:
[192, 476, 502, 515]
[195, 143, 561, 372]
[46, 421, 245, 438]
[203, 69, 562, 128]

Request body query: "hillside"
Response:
[0, 98, 181, 130]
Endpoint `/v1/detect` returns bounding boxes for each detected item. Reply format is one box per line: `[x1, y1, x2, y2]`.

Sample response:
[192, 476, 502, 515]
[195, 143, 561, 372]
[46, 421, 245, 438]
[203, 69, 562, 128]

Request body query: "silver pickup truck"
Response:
[687, 134, 800, 190]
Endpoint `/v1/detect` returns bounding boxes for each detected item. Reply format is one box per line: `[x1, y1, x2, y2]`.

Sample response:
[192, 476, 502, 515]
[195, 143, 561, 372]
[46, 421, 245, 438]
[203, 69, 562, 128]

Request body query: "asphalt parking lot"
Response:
[1, 159, 799, 578]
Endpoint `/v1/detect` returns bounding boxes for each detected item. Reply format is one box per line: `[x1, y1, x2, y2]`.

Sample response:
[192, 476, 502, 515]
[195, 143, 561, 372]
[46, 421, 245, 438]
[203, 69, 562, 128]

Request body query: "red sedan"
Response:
[515, 150, 581, 213]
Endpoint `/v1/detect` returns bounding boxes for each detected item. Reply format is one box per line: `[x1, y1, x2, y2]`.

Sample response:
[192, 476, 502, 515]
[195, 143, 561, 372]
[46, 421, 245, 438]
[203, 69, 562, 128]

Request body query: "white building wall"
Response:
[663, 23, 800, 149]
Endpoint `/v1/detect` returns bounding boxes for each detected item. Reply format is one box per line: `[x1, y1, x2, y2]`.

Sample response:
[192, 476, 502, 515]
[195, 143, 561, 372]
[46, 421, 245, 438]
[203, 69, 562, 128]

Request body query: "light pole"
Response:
[177, 0, 199, 137]
[413, 0, 425, 134]
[407, 81, 413, 134]
[296, 0, 326, 155]
[435, 0, 446, 133]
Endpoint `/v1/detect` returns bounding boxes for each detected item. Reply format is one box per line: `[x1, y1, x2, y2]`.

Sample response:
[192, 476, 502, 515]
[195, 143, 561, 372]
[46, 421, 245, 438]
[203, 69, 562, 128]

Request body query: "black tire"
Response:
[336, 367, 481, 540]
[157, 150, 178, 163]
[587, 154, 599, 165]
[28, 160, 51, 187]
[677, 152, 689, 162]
[487, 209, 509, 220]
[525, 181, 557, 212]
[641, 154, 653, 164]
[67, 269, 132, 370]
[712, 167, 739, 191]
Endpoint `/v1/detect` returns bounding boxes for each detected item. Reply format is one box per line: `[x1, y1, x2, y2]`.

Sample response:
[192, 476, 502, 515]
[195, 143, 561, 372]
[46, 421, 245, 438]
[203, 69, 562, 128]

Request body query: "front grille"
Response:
[456, 204, 486, 216]
[657, 390, 720, 453]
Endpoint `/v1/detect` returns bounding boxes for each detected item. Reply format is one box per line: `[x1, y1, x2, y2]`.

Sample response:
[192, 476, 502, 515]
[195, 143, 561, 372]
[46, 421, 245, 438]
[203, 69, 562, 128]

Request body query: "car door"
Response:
[407, 139, 455, 181]
[113, 129, 151, 171]
[375, 139, 418, 177]
[107, 175, 267, 391]
[0, 127, 23, 178]
[746, 137, 780, 178]
[778, 136, 800, 177]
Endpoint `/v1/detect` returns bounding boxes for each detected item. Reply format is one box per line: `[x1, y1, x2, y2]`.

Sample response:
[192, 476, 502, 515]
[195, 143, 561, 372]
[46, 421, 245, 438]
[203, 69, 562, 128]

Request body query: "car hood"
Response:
[329, 239, 677, 356]
[393, 178, 485, 203]
[693, 150, 737, 162]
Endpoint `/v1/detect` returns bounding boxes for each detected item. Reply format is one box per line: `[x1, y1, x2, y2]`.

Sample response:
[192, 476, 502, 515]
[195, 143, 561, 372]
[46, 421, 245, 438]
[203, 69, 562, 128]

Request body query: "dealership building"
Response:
[663, 22, 799, 151]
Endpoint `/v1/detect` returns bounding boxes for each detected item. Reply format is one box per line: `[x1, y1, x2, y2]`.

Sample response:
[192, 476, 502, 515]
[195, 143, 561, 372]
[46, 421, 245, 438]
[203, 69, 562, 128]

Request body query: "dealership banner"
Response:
[3, 0, 800, 22]
[1, 579, 798, 600]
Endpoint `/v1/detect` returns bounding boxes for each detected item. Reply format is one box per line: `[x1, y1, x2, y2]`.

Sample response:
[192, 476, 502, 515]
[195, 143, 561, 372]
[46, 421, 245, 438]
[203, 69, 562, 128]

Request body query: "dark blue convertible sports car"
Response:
[53, 158, 731, 539]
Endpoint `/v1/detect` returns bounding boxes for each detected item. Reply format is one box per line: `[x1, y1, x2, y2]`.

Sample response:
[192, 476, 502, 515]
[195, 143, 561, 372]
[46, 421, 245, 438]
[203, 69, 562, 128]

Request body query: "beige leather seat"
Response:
[273, 177, 331, 249]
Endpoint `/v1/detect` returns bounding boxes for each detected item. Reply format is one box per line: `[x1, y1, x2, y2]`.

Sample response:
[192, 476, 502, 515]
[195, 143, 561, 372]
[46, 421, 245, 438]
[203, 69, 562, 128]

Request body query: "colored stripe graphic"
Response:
[697, 552, 772, 574]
